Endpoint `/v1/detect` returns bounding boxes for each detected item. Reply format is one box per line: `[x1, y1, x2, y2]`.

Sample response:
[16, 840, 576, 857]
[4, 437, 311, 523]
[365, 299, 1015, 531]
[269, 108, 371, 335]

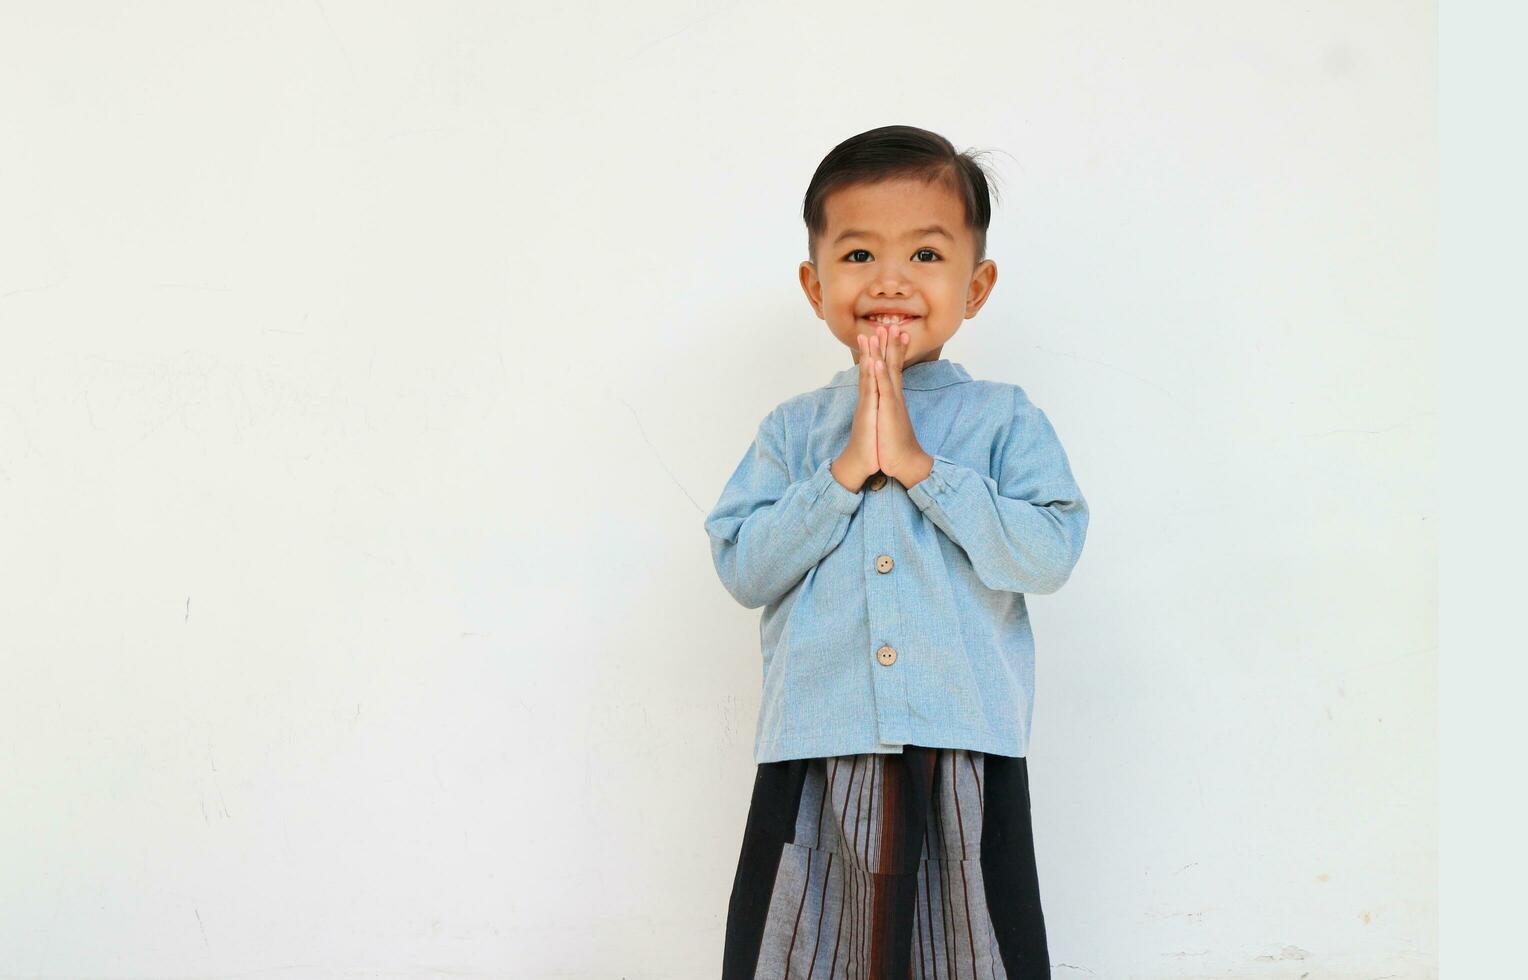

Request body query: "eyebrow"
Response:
[831, 225, 955, 246]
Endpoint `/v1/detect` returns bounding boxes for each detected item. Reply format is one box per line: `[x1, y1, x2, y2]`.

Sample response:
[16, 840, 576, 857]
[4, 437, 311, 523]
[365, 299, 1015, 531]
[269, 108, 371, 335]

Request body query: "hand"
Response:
[870, 324, 934, 487]
[830, 335, 881, 491]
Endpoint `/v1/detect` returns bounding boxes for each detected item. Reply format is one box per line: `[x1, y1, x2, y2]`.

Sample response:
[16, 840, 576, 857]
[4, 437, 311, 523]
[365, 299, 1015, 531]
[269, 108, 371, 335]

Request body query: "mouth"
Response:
[861, 314, 921, 327]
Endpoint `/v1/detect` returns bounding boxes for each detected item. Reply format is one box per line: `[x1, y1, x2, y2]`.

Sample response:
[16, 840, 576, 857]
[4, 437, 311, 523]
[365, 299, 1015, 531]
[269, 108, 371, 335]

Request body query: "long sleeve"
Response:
[904, 387, 1089, 595]
[703, 407, 865, 609]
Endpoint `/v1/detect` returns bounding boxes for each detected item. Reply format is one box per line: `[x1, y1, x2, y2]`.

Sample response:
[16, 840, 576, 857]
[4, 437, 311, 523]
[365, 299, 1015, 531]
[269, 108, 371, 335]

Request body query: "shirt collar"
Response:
[827, 358, 973, 390]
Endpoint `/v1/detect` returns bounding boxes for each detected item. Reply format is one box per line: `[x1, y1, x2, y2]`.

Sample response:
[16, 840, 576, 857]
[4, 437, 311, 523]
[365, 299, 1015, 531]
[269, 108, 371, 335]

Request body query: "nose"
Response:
[870, 257, 916, 295]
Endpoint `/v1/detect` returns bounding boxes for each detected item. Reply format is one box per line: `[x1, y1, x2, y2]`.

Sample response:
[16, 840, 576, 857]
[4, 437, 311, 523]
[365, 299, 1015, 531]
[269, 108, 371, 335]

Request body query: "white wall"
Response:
[0, 2, 1435, 977]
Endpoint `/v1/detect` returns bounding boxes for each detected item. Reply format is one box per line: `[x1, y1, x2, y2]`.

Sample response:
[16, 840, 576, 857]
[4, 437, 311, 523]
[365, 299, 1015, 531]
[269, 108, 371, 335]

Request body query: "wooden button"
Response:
[868, 473, 888, 491]
[876, 645, 897, 666]
[876, 555, 894, 573]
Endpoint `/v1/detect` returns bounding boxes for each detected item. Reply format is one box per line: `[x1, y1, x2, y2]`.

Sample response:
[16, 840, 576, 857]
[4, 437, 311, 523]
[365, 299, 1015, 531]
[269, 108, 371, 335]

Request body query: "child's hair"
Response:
[802, 125, 1001, 266]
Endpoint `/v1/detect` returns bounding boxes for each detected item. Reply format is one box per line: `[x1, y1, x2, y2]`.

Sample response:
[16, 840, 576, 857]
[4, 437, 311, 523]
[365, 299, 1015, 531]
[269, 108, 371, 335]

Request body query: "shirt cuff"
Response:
[904, 454, 961, 512]
[812, 456, 866, 515]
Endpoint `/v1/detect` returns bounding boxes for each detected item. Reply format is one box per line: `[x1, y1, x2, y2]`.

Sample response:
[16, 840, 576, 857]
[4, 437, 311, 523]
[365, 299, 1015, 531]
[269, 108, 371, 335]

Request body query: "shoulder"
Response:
[746, 386, 821, 445]
[970, 381, 1064, 453]
[975, 377, 1051, 414]
[771, 381, 842, 427]
[959, 377, 1037, 420]
[780, 386, 824, 413]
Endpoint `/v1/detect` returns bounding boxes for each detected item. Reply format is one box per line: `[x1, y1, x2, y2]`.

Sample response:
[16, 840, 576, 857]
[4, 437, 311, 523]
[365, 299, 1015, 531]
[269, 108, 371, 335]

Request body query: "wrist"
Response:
[899, 451, 935, 488]
[831, 454, 874, 492]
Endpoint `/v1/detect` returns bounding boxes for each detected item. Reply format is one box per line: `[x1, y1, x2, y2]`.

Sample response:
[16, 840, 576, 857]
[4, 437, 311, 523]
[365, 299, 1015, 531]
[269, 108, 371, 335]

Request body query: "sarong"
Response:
[721, 745, 1050, 979]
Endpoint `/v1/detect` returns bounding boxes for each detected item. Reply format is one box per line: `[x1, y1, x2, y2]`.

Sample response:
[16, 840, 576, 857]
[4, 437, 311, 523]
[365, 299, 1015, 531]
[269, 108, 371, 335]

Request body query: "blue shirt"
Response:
[704, 358, 1090, 764]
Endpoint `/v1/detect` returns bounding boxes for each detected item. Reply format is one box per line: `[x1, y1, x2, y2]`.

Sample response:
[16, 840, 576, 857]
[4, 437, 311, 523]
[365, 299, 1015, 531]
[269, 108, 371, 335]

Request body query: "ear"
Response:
[798, 260, 826, 319]
[964, 259, 998, 317]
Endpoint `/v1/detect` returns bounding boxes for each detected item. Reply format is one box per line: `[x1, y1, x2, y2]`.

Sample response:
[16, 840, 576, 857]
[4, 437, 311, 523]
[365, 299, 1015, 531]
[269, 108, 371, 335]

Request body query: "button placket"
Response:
[863, 470, 909, 743]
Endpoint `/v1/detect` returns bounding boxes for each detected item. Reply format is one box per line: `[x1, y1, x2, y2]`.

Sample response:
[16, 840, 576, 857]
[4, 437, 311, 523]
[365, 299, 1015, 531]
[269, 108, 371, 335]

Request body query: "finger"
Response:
[878, 337, 902, 400]
[875, 357, 896, 429]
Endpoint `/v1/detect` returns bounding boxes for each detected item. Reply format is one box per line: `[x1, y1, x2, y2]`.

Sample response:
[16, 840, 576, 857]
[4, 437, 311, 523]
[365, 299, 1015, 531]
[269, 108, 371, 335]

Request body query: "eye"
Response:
[842, 247, 943, 263]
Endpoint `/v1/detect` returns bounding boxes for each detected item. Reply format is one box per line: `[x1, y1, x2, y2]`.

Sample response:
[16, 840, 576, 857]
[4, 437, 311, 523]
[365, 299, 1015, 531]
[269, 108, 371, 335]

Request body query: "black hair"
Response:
[802, 125, 1000, 267]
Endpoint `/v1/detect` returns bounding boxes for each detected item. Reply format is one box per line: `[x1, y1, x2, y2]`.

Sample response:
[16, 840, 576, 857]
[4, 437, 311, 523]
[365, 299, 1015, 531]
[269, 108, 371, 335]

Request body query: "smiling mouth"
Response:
[862, 315, 921, 326]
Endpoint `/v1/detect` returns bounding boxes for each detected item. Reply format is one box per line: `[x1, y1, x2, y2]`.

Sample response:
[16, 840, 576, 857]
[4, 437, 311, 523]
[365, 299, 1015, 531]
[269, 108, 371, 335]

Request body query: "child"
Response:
[704, 125, 1089, 979]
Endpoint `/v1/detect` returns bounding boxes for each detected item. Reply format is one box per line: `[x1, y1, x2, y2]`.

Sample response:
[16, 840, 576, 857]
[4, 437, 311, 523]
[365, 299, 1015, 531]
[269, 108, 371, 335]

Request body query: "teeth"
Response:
[868, 314, 914, 323]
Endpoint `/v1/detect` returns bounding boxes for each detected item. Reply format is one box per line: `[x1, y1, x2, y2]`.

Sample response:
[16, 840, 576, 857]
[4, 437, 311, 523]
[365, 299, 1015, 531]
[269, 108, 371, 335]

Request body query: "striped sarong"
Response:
[721, 745, 1050, 979]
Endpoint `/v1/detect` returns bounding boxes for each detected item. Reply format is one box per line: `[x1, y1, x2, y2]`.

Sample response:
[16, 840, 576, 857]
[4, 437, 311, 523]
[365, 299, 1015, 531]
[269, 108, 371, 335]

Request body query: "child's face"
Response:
[799, 176, 997, 367]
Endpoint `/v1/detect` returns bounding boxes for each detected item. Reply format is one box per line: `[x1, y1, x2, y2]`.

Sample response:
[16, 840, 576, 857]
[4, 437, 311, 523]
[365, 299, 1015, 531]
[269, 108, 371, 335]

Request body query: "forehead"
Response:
[821, 177, 968, 242]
